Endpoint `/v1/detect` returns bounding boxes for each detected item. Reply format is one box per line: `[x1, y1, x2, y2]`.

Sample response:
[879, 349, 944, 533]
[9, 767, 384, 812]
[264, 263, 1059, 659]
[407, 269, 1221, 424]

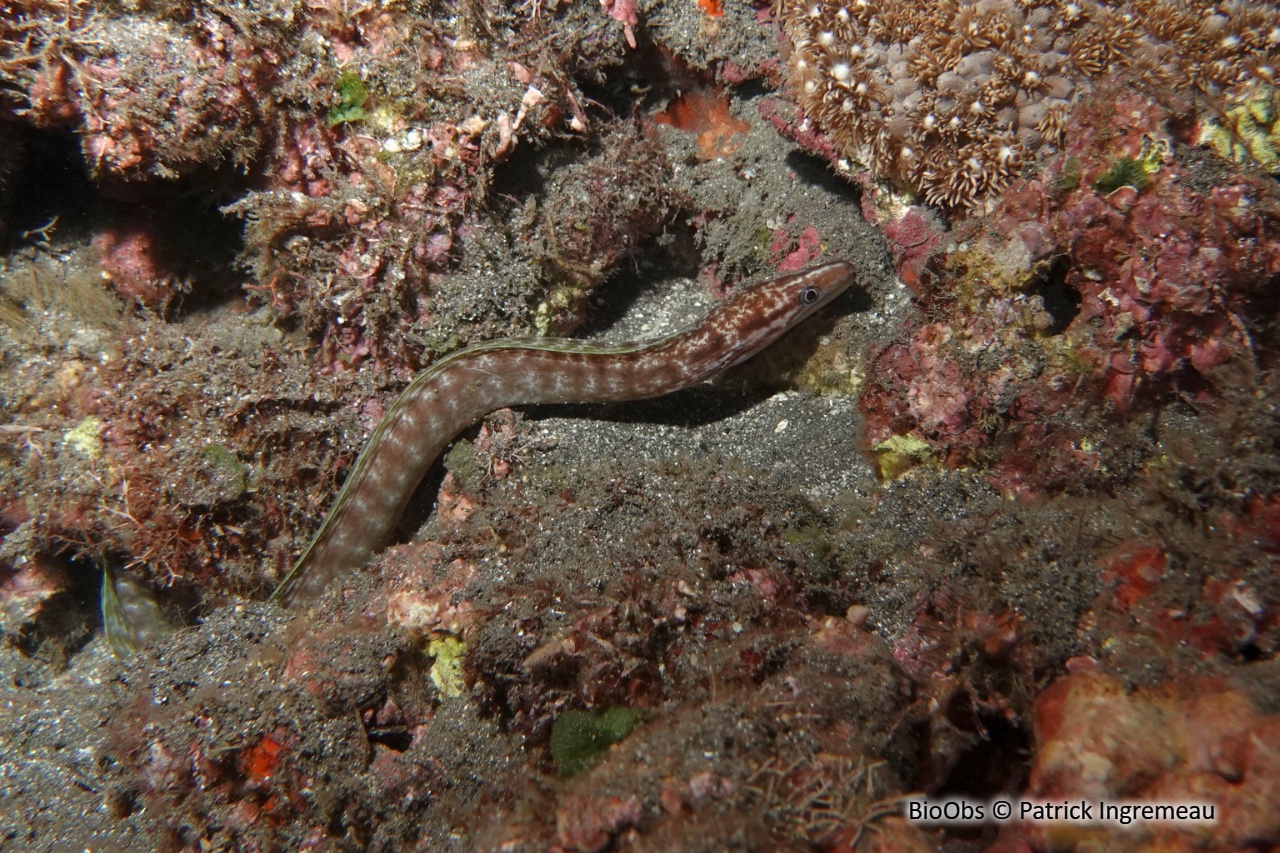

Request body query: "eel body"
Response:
[274, 261, 856, 605]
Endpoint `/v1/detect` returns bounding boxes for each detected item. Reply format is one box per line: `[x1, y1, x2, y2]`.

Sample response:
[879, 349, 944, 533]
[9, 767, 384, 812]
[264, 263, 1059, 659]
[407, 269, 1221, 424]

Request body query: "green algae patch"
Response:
[1056, 156, 1082, 192]
[871, 433, 937, 479]
[1198, 86, 1280, 172]
[1094, 157, 1150, 194]
[63, 416, 104, 460]
[550, 707, 640, 776]
[328, 71, 369, 126]
[442, 440, 482, 486]
[428, 635, 467, 698]
[1093, 137, 1169, 195]
[785, 521, 837, 562]
[202, 444, 248, 501]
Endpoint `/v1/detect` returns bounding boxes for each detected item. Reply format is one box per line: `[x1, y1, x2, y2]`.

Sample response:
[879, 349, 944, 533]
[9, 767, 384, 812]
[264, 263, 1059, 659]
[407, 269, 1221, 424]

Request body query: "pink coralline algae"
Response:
[230, 116, 476, 370]
[989, 668, 1280, 852]
[860, 88, 1280, 494]
[770, 220, 823, 271]
[600, 0, 640, 48]
[20, 11, 272, 178]
[1092, 538, 1278, 665]
[92, 222, 182, 311]
[555, 793, 643, 852]
[880, 206, 945, 292]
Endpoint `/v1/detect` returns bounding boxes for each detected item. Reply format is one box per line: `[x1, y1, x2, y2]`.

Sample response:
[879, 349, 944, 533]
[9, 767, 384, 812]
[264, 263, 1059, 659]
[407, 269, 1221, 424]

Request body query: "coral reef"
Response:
[0, 254, 312, 595]
[7, 0, 276, 179]
[776, 0, 1280, 208]
[992, 668, 1280, 852]
[229, 112, 493, 368]
[0, 0, 862, 610]
[2, 0, 1280, 847]
[859, 87, 1280, 495]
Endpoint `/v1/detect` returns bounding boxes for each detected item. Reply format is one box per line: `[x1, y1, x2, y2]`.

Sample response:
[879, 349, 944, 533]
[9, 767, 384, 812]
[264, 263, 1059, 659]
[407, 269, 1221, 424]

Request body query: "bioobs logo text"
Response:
[904, 796, 1217, 826]
[905, 798, 993, 824]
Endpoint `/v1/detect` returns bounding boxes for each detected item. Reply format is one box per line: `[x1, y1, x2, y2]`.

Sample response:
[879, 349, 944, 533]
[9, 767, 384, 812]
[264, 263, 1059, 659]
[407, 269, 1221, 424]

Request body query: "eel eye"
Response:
[799, 286, 820, 305]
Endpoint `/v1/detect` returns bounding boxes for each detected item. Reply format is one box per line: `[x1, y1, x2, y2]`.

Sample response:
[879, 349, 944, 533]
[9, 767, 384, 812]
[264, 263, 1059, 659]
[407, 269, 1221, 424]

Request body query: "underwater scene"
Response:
[1, 0, 1279, 849]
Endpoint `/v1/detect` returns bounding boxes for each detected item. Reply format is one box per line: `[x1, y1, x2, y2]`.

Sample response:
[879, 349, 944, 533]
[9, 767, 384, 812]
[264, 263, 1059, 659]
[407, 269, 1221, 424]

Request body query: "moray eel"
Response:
[274, 261, 856, 605]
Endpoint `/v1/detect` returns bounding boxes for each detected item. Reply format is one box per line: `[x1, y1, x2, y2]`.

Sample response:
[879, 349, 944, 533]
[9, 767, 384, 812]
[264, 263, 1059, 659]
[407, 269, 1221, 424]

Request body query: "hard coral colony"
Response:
[777, 0, 1280, 208]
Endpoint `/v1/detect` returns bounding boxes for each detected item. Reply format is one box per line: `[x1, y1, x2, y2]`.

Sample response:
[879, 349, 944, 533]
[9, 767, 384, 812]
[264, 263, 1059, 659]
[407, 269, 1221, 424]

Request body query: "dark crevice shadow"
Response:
[1, 125, 247, 315]
[785, 149, 865, 203]
[1, 126, 98, 251]
[571, 244, 703, 337]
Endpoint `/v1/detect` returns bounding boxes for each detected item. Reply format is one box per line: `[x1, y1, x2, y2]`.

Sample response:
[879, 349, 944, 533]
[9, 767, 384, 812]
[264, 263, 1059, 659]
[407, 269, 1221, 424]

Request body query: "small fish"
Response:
[274, 261, 857, 605]
[102, 562, 174, 658]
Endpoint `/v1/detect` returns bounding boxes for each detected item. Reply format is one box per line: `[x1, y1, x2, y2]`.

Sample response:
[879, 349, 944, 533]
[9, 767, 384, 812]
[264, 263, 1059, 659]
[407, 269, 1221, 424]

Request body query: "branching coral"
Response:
[776, 0, 1280, 209]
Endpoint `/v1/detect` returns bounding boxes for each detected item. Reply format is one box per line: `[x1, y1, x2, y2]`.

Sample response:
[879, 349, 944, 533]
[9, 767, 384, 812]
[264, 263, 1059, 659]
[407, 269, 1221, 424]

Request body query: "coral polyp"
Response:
[776, 0, 1280, 209]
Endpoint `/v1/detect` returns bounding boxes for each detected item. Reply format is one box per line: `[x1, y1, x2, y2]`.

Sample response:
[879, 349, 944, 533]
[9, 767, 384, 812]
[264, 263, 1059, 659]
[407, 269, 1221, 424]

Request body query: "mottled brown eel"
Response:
[273, 261, 856, 605]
